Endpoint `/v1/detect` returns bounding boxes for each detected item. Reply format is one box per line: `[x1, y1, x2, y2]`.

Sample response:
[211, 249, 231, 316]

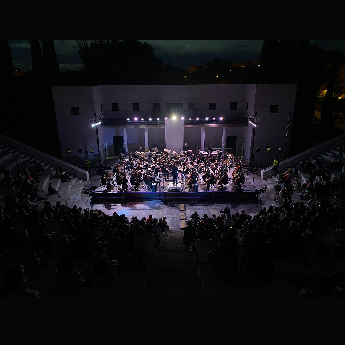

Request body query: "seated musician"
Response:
[206, 173, 215, 191]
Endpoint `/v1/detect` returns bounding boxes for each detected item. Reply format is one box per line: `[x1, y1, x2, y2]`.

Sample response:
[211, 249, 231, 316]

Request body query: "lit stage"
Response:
[91, 173, 260, 204]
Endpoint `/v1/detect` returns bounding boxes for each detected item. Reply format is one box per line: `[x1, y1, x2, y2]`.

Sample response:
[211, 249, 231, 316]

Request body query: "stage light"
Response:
[134, 117, 138, 121]
[189, 118, 192, 120]
[205, 117, 209, 120]
[219, 117, 223, 120]
[149, 118, 152, 121]
[157, 118, 159, 120]
[196, 117, 199, 120]
[279, 147, 282, 151]
[213, 117, 216, 120]
[181, 116, 184, 120]
[127, 118, 130, 121]
[172, 115, 177, 120]
[141, 118, 144, 120]
[91, 121, 101, 127]
[165, 117, 168, 120]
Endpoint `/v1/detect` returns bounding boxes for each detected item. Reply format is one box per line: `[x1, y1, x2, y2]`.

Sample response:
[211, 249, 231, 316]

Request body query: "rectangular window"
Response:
[132, 103, 140, 111]
[153, 103, 161, 112]
[270, 105, 279, 113]
[209, 103, 216, 110]
[112, 103, 119, 111]
[188, 103, 196, 111]
[230, 102, 237, 110]
[71, 107, 80, 115]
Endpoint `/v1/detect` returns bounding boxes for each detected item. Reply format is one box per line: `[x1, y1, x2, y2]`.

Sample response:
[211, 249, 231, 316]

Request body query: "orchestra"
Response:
[98, 146, 241, 192]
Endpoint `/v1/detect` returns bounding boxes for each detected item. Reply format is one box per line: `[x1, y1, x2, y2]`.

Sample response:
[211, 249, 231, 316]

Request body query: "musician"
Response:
[138, 144, 143, 152]
[183, 142, 189, 151]
[206, 173, 215, 191]
[172, 163, 178, 187]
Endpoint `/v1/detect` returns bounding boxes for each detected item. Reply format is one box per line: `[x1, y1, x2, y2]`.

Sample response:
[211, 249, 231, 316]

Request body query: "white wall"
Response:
[53, 84, 297, 167]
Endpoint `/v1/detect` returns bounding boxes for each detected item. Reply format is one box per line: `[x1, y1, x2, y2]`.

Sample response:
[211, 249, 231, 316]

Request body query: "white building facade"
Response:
[52, 84, 297, 168]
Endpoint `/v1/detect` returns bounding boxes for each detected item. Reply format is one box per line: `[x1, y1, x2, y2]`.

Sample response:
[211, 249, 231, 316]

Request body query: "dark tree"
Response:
[42, 40, 59, 85]
[29, 40, 43, 81]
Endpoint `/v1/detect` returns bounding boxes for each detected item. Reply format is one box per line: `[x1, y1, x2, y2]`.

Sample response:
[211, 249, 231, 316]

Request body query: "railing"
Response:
[260, 132, 345, 180]
[101, 116, 248, 127]
[0, 134, 89, 181]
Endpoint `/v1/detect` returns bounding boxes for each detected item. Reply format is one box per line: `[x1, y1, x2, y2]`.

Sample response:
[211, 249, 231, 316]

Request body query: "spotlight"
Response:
[157, 118, 159, 120]
[172, 115, 177, 120]
[205, 117, 209, 121]
[141, 118, 144, 121]
[189, 118, 192, 120]
[219, 117, 223, 121]
[149, 118, 152, 121]
[181, 116, 184, 120]
[127, 118, 130, 121]
[196, 117, 199, 120]
[165, 117, 168, 120]
[213, 118, 216, 120]
[134, 117, 138, 121]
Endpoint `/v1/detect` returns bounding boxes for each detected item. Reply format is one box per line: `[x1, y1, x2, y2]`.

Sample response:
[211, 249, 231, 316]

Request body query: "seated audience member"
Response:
[183, 221, 196, 246]
[89, 255, 119, 296]
[48, 183, 61, 198]
[209, 235, 239, 282]
[240, 231, 275, 280]
[0, 263, 40, 298]
[195, 229, 217, 264]
[143, 226, 157, 256]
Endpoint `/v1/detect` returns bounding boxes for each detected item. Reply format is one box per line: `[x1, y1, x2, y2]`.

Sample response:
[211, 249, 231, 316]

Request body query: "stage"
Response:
[91, 176, 260, 204]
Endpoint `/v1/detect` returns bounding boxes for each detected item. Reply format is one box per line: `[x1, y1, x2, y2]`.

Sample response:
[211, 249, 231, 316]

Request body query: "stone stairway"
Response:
[261, 145, 345, 208]
[143, 229, 205, 298]
[0, 142, 91, 210]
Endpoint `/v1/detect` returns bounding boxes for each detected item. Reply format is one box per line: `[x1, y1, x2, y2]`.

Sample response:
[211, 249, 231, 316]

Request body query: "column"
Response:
[144, 127, 149, 151]
[122, 127, 128, 153]
[222, 127, 226, 156]
[200, 127, 205, 151]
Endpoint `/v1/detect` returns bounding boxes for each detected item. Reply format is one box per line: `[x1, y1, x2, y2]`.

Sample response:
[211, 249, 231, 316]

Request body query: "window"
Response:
[71, 107, 80, 115]
[153, 103, 161, 112]
[188, 103, 196, 111]
[230, 102, 237, 110]
[270, 105, 279, 113]
[132, 103, 140, 111]
[112, 103, 119, 111]
[209, 103, 216, 110]
[78, 149, 82, 153]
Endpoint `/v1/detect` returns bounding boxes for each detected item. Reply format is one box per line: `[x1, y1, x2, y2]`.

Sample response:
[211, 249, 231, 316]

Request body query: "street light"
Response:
[245, 112, 260, 171]
[89, 113, 105, 171]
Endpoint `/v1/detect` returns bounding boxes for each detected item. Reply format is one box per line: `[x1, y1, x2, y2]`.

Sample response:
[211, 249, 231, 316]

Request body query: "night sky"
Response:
[8, 40, 345, 73]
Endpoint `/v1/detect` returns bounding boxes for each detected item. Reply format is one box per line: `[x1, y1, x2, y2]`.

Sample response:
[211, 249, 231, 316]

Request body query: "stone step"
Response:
[149, 266, 199, 277]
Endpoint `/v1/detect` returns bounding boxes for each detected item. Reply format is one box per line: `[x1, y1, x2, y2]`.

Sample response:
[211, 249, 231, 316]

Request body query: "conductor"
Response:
[172, 163, 178, 187]
[183, 142, 189, 151]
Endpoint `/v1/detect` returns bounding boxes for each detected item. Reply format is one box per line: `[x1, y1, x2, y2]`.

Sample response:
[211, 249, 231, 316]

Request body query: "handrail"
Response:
[261, 132, 345, 180]
[0, 134, 89, 181]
